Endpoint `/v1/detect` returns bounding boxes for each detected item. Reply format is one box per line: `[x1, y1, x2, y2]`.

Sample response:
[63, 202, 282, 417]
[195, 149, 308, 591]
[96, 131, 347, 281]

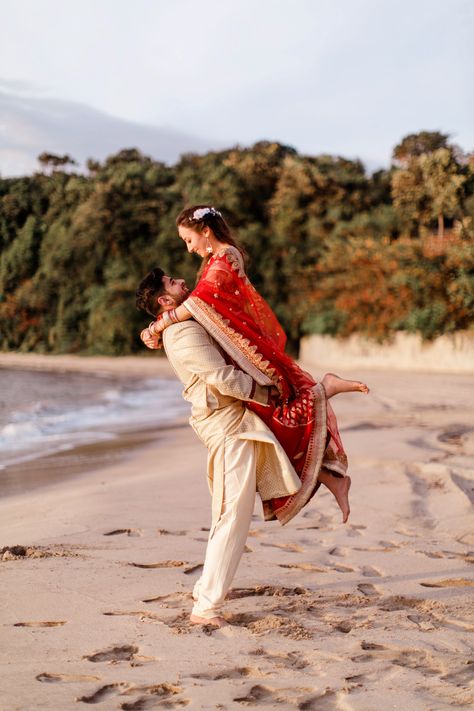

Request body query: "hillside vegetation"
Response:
[0, 131, 473, 355]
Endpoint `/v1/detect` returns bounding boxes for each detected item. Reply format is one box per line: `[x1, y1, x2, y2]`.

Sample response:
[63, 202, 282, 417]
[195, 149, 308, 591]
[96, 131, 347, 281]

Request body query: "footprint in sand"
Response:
[420, 578, 474, 588]
[441, 663, 474, 687]
[437, 426, 471, 447]
[14, 620, 67, 627]
[76, 681, 186, 707]
[331, 565, 355, 573]
[183, 563, 203, 575]
[142, 591, 192, 606]
[189, 666, 268, 680]
[457, 531, 474, 546]
[104, 528, 142, 537]
[328, 546, 348, 557]
[120, 683, 186, 710]
[233, 683, 317, 707]
[298, 689, 347, 710]
[353, 541, 401, 553]
[76, 682, 131, 704]
[357, 583, 381, 598]
[1, 545, 81, 561]
[84, 645, 140, 663]
[129, 560, 186, 569]
[378, 595, 444, 614]
[102, 610, 164, 625]
[226, 585, 308, 600]
[450, 473, 474, 505]
[260, 542, 305, 553]
[250, 647, 310, 670]
[157, 528, 187, 536]
[350, 641, 445, 677]
[36, 672, 101, 683]
[227, 612, 312, 640]
[279, 563, 327, 573]
[361, 565, 383, 578]
[407, 613, 437, 632]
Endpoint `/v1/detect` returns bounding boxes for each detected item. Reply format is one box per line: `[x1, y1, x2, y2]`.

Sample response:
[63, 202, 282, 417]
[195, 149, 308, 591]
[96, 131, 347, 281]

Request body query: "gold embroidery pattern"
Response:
[185, 296, 280, 389]
[273, 382, 329, 525]
[213, 246, 248, 281]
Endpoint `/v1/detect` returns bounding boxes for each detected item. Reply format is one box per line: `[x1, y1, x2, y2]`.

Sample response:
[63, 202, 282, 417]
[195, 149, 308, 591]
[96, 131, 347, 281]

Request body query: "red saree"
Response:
[183, 246, 347, 525]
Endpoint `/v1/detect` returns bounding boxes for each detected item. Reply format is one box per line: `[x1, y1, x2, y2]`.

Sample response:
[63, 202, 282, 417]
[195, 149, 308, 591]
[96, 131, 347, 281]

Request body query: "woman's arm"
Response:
[148, 302, 192, 336]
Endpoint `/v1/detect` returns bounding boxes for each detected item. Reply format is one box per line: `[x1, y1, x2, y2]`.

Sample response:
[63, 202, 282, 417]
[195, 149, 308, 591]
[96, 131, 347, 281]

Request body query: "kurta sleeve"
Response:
[165, 323, 270, 406]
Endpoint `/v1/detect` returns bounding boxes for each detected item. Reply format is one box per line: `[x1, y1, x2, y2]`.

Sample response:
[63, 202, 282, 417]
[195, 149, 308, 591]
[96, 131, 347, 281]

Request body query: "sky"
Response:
[0, 0, 472, 177]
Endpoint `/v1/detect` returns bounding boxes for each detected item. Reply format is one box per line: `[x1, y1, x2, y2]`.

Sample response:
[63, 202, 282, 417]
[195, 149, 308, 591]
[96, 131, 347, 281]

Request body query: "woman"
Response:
[143, 205, 369, 524]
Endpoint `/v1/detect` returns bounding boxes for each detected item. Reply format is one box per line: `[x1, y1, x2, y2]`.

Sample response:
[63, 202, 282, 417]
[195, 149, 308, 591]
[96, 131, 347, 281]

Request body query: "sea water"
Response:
[0, 368, 188, 471]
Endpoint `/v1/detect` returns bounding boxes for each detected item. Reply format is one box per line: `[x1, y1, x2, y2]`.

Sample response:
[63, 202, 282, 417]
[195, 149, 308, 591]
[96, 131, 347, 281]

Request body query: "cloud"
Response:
[0, 89, 225, 177]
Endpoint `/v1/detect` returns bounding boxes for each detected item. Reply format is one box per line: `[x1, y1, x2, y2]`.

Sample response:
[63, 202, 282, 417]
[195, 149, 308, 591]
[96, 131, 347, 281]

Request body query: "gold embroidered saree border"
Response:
[183, 296, 275, 387]
[271, 382, 329, 525]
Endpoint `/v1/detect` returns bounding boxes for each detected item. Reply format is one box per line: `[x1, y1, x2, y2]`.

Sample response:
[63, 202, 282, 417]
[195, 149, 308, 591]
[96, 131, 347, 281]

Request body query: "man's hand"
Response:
[140, 327, 161, 350]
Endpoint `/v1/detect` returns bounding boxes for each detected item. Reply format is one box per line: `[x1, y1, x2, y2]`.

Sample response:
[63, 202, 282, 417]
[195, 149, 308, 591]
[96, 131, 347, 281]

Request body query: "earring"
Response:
[206, 238, 213, 254]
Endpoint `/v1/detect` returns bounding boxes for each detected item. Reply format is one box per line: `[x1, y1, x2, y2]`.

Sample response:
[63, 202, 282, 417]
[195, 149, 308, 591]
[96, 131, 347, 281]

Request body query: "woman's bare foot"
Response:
[317, 471, 351, 523]
[190, 613, 227, 627]
[322, 372, 369, 399]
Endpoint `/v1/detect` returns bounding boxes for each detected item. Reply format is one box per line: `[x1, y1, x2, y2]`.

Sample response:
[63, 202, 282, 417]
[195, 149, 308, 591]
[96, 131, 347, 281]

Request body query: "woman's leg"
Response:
[322, 372, 369, 399]
[317, 467, 351, 523]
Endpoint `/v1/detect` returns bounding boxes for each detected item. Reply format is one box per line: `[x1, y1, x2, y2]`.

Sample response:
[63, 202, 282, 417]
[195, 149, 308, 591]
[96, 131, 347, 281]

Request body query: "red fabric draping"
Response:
[185, 247, 347, 524]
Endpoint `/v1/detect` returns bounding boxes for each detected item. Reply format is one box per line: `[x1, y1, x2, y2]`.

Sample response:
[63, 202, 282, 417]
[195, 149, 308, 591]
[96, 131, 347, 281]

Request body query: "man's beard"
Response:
[169, 291, 188, 307]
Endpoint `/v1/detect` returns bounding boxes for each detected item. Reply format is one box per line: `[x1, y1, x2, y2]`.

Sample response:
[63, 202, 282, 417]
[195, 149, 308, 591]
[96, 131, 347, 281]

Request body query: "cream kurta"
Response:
[162, 321, 301, 528]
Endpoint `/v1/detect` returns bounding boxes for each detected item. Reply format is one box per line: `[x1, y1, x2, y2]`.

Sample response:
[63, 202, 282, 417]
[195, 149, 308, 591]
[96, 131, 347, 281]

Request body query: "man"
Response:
[136, 268, 302, 627]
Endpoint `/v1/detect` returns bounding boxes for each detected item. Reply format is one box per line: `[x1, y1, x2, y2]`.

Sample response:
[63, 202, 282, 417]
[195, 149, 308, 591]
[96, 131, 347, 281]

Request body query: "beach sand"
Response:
[1, 355, 473, 710]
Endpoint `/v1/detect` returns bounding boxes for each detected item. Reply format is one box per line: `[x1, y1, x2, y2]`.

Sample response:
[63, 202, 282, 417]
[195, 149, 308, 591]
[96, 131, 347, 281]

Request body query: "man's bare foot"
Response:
[322, 372, 369, 399]
[190, 613, 227, 627]
[318, 471, 351, 523]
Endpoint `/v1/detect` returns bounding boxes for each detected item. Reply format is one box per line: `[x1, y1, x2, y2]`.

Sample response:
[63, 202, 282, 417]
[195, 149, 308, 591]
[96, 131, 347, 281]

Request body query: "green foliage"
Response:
[304, 237, 474, 342]
[0, 133, 473, 355]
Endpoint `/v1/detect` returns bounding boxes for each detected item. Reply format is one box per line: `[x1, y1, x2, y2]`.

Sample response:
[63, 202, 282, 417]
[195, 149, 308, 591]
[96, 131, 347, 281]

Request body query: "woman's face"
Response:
[178, 225, 209, 257]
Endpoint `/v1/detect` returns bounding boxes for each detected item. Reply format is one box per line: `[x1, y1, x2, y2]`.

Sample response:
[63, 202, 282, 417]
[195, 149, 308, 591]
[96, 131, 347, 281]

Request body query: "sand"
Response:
[1, 355, 473, 710]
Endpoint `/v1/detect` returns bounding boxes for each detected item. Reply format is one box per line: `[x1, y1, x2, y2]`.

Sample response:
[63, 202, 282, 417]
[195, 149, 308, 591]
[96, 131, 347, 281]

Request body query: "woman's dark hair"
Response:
[135, 267, 166, 318]
[176, 205, 247, 278]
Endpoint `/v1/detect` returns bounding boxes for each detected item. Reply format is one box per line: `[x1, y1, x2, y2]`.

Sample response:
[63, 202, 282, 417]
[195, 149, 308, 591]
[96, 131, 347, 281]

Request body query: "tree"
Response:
[419, 148, 467, 237]
[37, 153, 78, 175]
[392, 131, 449, 166]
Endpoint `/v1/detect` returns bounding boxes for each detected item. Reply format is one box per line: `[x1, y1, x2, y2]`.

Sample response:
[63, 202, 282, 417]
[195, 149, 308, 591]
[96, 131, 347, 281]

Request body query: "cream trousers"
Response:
[192, 435, 257, 620]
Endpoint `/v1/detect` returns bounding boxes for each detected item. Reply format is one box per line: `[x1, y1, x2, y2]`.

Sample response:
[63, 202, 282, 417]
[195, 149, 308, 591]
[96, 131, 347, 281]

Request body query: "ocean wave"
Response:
[0, 376, 188, 466]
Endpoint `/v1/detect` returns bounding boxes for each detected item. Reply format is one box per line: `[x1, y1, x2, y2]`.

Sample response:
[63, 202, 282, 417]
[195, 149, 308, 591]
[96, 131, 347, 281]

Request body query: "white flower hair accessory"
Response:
[191, 206, 222, 221]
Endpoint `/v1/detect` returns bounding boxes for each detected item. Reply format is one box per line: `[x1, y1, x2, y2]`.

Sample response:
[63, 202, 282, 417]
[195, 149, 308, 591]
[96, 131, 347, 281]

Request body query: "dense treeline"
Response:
[0, 131, 473, 355]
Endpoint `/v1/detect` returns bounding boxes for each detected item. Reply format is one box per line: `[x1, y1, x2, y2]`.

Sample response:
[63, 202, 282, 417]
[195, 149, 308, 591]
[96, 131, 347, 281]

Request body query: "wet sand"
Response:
[0, 356, 473, 710]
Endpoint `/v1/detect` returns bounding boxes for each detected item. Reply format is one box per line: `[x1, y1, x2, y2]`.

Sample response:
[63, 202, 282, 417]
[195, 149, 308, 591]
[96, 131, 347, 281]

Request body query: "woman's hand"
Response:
[148, 316, 166, 337]
[140, 327, 162, 350]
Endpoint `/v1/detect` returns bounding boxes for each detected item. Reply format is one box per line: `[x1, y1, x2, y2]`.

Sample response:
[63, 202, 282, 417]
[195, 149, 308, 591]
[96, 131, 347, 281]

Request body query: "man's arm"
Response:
[164, 323, 271, 407]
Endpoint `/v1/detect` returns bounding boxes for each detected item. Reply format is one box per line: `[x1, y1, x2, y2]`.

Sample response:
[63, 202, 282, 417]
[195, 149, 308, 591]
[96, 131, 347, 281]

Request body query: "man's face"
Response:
[161, 275, 189, 306]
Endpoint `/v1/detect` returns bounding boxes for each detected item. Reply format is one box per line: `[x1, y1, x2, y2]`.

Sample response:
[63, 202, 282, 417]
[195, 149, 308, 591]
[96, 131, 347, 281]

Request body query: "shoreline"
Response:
[0, 419, 188, 499]
[0, 352, 175, 378]
[0, 355, 186, 497]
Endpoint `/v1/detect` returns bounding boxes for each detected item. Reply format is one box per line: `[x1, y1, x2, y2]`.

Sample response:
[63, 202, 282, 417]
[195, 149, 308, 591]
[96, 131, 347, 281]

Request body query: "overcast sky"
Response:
[1, 0, 472, 176]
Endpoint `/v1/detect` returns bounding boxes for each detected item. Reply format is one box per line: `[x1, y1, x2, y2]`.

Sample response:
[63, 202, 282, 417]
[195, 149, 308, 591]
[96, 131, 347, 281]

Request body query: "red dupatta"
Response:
[183, 246, 347, 525]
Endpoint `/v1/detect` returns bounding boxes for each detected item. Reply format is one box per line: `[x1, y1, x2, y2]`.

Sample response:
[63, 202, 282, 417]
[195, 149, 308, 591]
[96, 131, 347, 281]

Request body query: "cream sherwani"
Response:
[162, 320, 301, 619]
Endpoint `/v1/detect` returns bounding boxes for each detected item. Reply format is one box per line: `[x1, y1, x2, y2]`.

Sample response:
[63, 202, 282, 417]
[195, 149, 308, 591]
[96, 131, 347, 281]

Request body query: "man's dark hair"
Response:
[135, 267, 166, 318]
